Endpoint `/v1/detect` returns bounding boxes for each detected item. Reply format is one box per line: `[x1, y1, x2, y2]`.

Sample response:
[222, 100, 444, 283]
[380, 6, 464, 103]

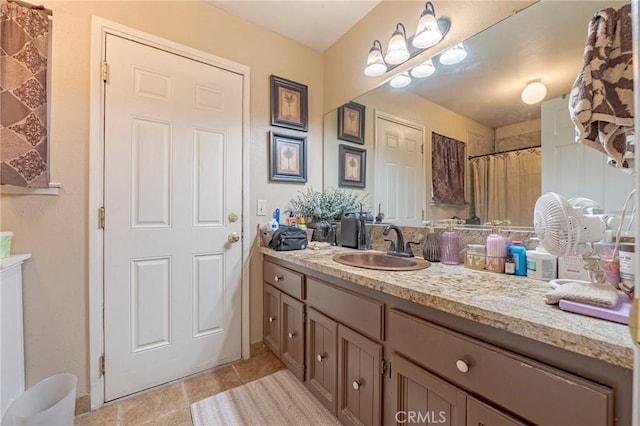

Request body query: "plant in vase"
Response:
[289, 187, 366, 242]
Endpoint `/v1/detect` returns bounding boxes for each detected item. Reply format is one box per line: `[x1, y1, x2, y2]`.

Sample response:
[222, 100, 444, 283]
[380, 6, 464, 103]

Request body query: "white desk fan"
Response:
[533, 192, 606, 283]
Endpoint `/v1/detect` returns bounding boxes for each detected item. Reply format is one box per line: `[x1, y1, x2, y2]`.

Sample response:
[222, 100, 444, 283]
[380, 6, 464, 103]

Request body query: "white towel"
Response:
[544, 281, 619, 308]
[569, 4, 634, 172]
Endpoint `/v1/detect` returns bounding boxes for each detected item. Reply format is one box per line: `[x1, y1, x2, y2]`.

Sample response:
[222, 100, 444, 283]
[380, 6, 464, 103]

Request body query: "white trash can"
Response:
[2, 373, 77, 426]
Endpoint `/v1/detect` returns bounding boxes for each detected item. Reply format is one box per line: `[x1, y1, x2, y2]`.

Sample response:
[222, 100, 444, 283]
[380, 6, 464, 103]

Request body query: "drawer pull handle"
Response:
[268, 317, 276, 323]
[456, 359, 469, 373]
[288, 332, 296, 339]
[352, 380, 361, 391]
[317, 354, 326, 362]
[274, 275, 284, 282]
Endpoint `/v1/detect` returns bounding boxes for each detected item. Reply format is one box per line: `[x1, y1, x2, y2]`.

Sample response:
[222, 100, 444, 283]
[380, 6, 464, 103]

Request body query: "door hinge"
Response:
[421, 144, 424, 154]
[99, 354, 105, 377]
[101, 61, 109, 83]
[381, 359, 391, 378]
[99, 206, 105, 229]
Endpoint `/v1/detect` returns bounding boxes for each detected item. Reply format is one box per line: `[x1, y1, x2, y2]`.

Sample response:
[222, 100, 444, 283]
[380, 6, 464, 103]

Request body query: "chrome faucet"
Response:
[383, 225, 419, 258]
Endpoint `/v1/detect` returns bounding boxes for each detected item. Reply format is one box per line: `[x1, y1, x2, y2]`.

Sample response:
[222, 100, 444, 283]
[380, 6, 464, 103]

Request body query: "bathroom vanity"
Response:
[261, 247, 633, 425]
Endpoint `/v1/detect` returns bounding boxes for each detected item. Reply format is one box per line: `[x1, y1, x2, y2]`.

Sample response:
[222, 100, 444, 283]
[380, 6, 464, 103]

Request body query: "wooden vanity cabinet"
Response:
[306, 308, 338, 414]
[263, 261, 305, 381]
[466, 397, 525, 426]
[337, 324, 382, 426]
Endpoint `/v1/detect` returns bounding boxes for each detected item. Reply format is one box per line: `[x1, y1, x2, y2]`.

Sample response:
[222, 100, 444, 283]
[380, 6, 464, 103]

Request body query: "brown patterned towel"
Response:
[569, 4, 634, 172]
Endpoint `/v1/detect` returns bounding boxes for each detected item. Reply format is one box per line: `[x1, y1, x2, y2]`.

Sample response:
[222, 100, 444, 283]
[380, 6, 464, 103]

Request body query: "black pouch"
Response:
[269, 226, 308, 251]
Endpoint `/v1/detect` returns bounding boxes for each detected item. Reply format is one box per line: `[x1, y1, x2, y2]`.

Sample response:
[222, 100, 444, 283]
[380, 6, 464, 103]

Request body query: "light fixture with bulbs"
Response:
[413, 2, 443, 49]
[438, 43, 467, 65]
[410, 59, 436, 78]
[389, 72, 412, 88]
[521, 80, 547, 104]
[385, 23, 410, 65]
[364, 40, 386, 77]
[363, 1, 451, 77]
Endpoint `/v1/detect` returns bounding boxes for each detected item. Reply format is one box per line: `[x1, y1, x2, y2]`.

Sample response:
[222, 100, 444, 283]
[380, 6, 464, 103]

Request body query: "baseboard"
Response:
[75, 394, 91, 416]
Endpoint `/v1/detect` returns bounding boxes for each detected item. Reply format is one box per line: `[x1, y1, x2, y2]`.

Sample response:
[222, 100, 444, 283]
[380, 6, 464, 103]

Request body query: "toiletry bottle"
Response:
[526, 238, 558, 281]
[509, 241, 527, 276]
[422, 223, 441, 262]
[505, 253, 516, 274]
[486, 222, 508, 273]
[440, 221, 459, 265]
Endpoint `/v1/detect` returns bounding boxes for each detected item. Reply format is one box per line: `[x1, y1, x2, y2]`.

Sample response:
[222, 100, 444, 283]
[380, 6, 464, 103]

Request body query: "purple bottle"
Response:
[441, 221, 460, 265]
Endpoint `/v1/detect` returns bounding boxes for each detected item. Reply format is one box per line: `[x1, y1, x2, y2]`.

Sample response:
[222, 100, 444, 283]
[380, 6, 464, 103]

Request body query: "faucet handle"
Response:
[405, 241, 421, 257]
[384, 238, 396, 253]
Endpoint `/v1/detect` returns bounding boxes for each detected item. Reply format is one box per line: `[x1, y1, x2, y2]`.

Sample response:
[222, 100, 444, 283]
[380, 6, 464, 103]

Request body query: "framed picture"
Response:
[269, 131, 307, 183]
[337, 101, 365, 144]
[270, 75, 308, 132]
[338, 144, 366, 188]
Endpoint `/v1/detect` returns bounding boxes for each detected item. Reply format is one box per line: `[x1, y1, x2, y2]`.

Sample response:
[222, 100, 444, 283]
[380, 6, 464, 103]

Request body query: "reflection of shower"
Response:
[469, 147, 541, 225]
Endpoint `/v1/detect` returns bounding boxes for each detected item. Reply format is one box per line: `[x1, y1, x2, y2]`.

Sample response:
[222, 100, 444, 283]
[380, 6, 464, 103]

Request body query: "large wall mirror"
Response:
[323, 0, 633, 227]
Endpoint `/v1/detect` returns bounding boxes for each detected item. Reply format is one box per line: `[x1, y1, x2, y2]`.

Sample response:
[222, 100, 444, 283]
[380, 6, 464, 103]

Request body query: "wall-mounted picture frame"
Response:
[270, 75, 308, 132]
[337, 101, 365, 144]
[338, 144, 366, 188]
[269, 131, 307, 183]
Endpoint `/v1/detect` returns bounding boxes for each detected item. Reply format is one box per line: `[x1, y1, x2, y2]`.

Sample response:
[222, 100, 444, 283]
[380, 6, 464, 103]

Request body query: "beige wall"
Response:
[0, 1, 323, 396]
[495, 118, 541, 152]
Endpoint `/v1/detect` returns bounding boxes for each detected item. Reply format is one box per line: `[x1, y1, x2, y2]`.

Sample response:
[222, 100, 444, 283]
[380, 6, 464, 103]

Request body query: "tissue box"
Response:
[0, 232, 13, 259]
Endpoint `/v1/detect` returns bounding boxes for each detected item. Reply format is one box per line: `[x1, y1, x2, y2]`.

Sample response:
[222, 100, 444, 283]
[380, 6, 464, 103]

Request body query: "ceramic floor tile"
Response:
[183, 365, 243, 404]
[119, 382, 187, 426]
[74, 403, 118, 426]
[232, 350, 285, 384]
[141, 407, 192, 426]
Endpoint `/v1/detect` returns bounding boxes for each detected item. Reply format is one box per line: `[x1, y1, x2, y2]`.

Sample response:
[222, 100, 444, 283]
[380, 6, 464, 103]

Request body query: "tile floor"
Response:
[74, 351, 285, 426]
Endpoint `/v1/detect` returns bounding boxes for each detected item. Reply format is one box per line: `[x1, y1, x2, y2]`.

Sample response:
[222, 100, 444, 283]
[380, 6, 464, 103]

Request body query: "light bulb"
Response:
[390, 72, 411, 88]
[412, 2, 442, 49]
[364, 42, 387, 77]
[439, 43, 467, 65]
[385, 24, 410, 65]
[410, 59, 436, 78]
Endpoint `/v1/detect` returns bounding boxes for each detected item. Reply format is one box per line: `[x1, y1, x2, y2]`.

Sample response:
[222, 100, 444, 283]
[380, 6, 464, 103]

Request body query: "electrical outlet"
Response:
[257, 199, 267, 216]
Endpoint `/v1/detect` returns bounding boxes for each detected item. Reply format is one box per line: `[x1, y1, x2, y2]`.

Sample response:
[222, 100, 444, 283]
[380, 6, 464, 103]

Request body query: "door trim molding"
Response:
[89, 17, 251, 410]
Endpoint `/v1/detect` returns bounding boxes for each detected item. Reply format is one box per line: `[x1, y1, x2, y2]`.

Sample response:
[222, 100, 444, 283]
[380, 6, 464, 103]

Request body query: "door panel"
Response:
[103, 34, 243, 400]
[263, 284, 281, 355]
[306, 308, 338, 414]
[281, 293, 304, 381]
[375, 114, 425, 225]
[337, 324, 382, 426]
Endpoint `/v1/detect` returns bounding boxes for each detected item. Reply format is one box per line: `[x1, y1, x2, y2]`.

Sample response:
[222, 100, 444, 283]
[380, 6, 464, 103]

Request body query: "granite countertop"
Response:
[260, 246, 635, 370]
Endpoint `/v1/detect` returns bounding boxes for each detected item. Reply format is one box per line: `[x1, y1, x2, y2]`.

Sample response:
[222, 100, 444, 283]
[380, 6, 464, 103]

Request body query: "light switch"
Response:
[257, 199, 267, 216]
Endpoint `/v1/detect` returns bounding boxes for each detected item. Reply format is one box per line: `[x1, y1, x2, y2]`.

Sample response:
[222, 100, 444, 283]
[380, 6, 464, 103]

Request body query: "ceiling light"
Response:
[412, 2, 443, 49]
[521, 80, 547, 104]
[385, 23, 410, 65]
[410, 59, 436, 78]
[390, 72, 411, 88]
[364, 40, 387, 77]
[439, 43, 467, 65]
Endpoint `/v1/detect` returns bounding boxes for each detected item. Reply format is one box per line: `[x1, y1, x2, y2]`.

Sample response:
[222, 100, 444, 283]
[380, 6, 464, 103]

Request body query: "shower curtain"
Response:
[0, 0, 50, 187]
[470, 148, 541, 226]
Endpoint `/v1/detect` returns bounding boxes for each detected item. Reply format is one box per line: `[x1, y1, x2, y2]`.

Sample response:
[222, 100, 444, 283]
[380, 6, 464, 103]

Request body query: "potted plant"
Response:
[289, 187, 366, 241]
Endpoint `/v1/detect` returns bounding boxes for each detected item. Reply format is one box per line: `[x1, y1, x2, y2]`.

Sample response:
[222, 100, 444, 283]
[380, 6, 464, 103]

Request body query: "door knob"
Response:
[228, 212, 239, 223]
[228, 232, 240, 243]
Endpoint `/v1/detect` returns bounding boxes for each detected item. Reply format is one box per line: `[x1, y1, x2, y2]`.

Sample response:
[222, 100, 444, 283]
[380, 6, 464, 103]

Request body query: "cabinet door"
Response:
[337, 324, 382, 426]
[281, 293, 305, 381]
[391, 354, 466, 426]
[263, 283, 280, 355]
[306, 308, 338, 414]
[467, 397, 525, 426]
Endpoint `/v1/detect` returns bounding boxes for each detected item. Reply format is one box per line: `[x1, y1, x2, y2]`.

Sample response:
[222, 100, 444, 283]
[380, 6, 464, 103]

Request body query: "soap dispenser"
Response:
[486, 221, 508, 273]
[422, 222, 441, 262]
[440, 221, 460, 265]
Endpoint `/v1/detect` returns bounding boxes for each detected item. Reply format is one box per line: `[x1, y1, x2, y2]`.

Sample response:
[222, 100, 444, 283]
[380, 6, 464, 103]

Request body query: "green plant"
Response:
[290, 187, 366, 222]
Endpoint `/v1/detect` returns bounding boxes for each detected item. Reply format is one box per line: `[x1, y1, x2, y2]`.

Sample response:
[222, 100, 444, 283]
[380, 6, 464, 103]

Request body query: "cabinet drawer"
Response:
[307, 277, 384, 341]
[264, 260, 304, 299]
[388, 309, 613, 426]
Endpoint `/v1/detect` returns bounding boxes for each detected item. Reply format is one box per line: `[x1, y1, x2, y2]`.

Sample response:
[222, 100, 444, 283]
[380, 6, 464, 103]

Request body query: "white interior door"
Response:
[541, 95, 634, 214]
[375, 113, 425, 225]
[103, 34, 243, 400]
